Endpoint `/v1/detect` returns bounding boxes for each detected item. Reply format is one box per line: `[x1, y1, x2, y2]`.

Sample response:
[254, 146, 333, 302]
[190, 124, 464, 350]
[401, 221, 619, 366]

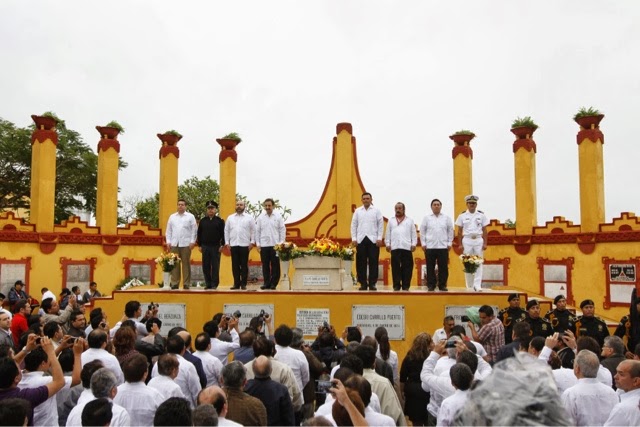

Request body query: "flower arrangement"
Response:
[339, 245, 355, 261]
[155, 252, 180, 272]
[307, 238, 342, 257]
[116, 277, 146, 291]
[274, 242, 301, 261]
[460, 254, 484, 274]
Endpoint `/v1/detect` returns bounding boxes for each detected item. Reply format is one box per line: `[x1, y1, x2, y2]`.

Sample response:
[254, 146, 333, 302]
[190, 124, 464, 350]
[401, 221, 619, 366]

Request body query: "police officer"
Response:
[614, 288, 639, 357]
[575, 299, 610, 348]
[545, 294, 576, 334]
[521, 299, 552, 339]
[455, 195, 489, 292]
[498, 293, 527, 344]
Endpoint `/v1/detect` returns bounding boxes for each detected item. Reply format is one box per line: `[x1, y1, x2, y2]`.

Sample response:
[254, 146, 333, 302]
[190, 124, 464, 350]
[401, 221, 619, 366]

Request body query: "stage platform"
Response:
[93, 284, 530, 359]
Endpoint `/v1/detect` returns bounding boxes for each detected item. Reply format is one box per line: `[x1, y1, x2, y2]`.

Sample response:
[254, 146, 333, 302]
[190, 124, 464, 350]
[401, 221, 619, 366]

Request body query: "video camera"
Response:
[148, 302, 159, 311]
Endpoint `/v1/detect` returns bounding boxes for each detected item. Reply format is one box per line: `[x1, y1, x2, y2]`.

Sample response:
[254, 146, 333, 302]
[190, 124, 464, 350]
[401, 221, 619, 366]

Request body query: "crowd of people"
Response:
[1, 287, 639, 426]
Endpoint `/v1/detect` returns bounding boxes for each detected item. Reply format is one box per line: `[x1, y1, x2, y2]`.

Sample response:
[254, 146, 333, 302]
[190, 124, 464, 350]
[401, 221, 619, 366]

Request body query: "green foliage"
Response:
[105, 121, 125, 133]
[42, 111, 62, 123]
[0, 115, 127, 223]
[504, 219, 516, 228]
[221, 132, 242, 142]
[511, 116, 538, 129]
[574, 106, 602, 120]
[164, 130, 182, 137]
[132, 175, 291, 227]
[453, 130, 475, 136]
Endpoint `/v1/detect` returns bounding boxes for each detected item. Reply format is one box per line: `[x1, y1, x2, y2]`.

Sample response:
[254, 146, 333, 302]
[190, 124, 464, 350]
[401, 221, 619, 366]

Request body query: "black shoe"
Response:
[393, 287, 401, 291]
[438, 287, 448, 292]
[212, 284, 219, 290]
[358, 286, 368, 291]
[170, 285, 179, 290]
[230, 285, 240, 290]
[402, 287, 410, 291]
[240, 285, 247, 290]
[369, 286, 377, 291]
[427, 288, 436, 292]
[260, 285, 269, 290]
[270, 285, 278, 290]
[183, 286, 190, 290]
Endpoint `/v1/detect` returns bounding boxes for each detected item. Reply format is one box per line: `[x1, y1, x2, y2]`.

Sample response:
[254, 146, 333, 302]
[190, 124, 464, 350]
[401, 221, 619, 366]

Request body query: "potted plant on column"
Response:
[159, 129, 183, 146]
[216, 132, 242, 149]
[449, 130, 476, 145]
[510, 116, 538, 139]
[96, 121, 125, 139]
[573, 106, 604, 129]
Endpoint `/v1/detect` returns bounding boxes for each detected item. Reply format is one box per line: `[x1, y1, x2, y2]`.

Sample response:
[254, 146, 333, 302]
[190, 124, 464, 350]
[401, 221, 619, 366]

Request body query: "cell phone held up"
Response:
[445, 340, 457, 349]
[316, 379, 335, 394]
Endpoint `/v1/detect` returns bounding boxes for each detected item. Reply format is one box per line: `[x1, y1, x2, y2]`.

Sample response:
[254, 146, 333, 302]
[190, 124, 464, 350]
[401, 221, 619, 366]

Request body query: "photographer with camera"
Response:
[248, 310, 274, 339]
[209, 314, 240, 365]
[311, 322, 346, 374]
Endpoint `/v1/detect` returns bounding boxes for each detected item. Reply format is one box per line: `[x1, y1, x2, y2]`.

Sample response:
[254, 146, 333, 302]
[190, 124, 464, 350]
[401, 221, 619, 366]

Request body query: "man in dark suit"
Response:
[496, 321, 531, 362]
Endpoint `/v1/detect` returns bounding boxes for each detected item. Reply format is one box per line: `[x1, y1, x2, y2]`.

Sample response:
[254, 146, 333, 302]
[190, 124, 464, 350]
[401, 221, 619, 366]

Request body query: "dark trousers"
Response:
[260, 246, 280, 288]
[425, 248, 449, 290]
[391, 249, 413, 290]
[356, 237, 379, 288]
[201, 245, 221, 288]
[230, 246, 249, 288]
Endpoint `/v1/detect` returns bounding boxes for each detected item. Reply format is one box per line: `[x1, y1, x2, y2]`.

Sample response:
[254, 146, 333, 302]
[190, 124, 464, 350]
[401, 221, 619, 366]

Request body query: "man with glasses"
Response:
[197, 200, 225, 290]
[455, 195, 489, 292]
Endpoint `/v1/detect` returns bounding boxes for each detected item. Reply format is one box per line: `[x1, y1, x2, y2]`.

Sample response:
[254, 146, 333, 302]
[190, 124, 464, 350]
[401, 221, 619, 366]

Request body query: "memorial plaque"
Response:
[296, 308, 330, 336]
[129, 264, 151, 284]
[609, 264, 636, 283]
[352, 305, 404, 340]
[140, 303, 186, 336]
[65, 264, 91, 296]
[303, 275, 330, 286]
[224, 303, 275, 331]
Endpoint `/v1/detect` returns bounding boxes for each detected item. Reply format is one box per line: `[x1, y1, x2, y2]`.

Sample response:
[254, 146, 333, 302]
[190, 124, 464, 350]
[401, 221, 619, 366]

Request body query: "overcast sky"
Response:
[2, 1, 639, 225]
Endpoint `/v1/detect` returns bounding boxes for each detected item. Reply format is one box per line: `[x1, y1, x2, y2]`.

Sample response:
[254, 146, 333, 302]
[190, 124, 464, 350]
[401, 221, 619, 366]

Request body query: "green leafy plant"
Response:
[222, 132, 242, 142]
[453, 130, 475, 136]
[105, 121, 125, 134]
[41, 111, 61, 122]
[511, 116, 538, 130]
[164, 129, 182, 137]
[574, 106, 602, 120]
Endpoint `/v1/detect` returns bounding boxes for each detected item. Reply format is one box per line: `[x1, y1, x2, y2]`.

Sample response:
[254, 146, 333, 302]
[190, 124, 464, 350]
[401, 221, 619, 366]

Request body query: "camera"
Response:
[461, 315, 471, 323]
[233, 310, 241, 319]
[35, 337, 42, 345]
[148, 302, 159, 311]
[316, 379, 335, 394]
[100, 322, 106, 328]
[445, 340, 457, 349]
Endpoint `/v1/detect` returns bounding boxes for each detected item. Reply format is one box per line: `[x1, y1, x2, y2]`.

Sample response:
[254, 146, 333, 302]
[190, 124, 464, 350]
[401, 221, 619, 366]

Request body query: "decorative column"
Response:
[576, 115, 605, 232]
[216, 137, 240, 220]
[511, 126, 538, 235]
[335, 123, 354, 240]
[95, 126, 121, 235]
[450, 133, 475, 216]
[158, 133, 181, 234]
[29, 115, 58, 232]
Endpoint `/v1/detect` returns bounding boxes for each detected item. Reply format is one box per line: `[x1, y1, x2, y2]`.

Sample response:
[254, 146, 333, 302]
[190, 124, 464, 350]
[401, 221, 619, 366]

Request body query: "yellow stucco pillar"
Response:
[95, 126, 121, 235]
[335, 123, 354, 239]
[216, 137, 241, 287]
[29, 115, 58, 232]
[512, 128, 538, 235]
[576, 116, 606, 232]
[450, 134, 474, 216]
[158, 133, 181, 234]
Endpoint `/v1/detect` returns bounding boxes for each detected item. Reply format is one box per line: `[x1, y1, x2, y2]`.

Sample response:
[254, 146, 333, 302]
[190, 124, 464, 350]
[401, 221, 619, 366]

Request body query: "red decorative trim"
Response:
[449, 134, 475, 146]
[577, 234, 596, 254]
[216, 138, 240, 150]
[336, 123, 353, 134]
[513, 236, 532, 255]
[289, 238, 352, 247]
[118, 235, 164, 246]
[31, 129, 59, 146]
[123, 258, 156, 285]
[537, 257, 574, 306]
[116, 219, 163, 236]
[577, 129, 604, 145]
[102, 245, 119, 255]
[452, 146, 473, 159]
[60, 257, 97, 289]
[0, 257, 32, 296]
[512, 139, 537, 153]
[602, 256, 640, 309]
[510, 126, 537, 140]
[159, 146, 180, 159]
[483, 258, 510, 286]
[314, 206, 337, 237]
[97, 139, 121, 153]
[157, 133, 182, 146]
[95, 126, 120, 140]
[575, 115, 604, 129]
[31, 115, 57, 130]
[219, 150, 237, 163]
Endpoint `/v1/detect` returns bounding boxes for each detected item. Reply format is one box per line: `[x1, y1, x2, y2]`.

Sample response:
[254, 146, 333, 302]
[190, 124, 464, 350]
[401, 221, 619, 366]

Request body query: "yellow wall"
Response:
[29, 137, 56, 232]
[453, 154, 472, 217]
[514, 148, 537, 235]
[159, 152, 178, 236]
[579, 137, 605, 232]
[96, 146, 120, 235]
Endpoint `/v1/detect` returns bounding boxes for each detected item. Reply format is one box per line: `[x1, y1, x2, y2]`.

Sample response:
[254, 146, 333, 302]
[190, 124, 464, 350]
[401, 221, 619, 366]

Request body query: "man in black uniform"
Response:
[498, 293, 527, 344]
[614, 288, 640, 358]
[522, 299, 552, 339]
[544, 294, 577, 334]
[575, 299, 610, 348]
[197, 200, 225, 289]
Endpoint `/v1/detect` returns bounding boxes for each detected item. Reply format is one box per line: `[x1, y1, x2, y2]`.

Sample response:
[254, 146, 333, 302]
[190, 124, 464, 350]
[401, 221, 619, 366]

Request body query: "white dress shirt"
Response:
[152, 353, 201, 408]
[194, 350, 224, 387]
[165, 211, 197, 247]
[255, 211, 286, 246]
[420, 213, 454, 249]
[437, 389, 468, 427]
[19, 371, 72, 427]
[433, 328, 448, 344]
[362, 368, 406, 426]
[384, 216, 417, 251]
[540, 346, 612, 389]
[605, 388, 640, 426]
[210, 329, 240, 365]
[350, 205, 384, 244]
[114, 381, 165, 427]
[245, 357, 303, 411]
[274, 344, 310, 393]
[561, 377, 619, 426]
[147, 374, 185, 401]
[81, 347, 124, 384]
[66, 397, 130, 427]
[224, 213, 255, 246]
[218, 417, 243, 427]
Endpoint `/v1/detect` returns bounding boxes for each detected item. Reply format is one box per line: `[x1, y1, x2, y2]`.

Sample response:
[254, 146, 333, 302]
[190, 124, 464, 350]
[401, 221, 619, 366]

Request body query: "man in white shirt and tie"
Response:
[224, 200, 256, 290]
[420, 198, 454, 291]
[384, 202, 417, 291]
[351, 192, 384, 291]
[255, 198, 286, 290]
[165, 199, 197, 290]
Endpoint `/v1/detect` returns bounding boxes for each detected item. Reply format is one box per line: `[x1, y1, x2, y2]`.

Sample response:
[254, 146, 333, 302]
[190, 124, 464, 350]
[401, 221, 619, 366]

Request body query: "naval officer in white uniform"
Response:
[455, 195, 489, 291]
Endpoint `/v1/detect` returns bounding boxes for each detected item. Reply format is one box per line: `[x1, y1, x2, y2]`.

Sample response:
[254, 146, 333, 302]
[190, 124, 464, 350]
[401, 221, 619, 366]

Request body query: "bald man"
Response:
[245, 356, 295, 426]
[197, 386, 241, 427]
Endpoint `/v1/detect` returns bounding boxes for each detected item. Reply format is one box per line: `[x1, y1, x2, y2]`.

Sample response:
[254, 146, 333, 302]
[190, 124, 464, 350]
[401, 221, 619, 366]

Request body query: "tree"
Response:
[0, 114, 128, 223]
[130, 175, 291, 227]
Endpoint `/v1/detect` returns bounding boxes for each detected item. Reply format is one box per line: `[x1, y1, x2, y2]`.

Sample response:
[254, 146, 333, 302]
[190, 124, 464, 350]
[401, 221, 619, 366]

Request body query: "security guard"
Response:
[498, 293, 527, 344]
[575, 299, 610, 348]
[455, 195, 489, 292]
[544, 294, 577, 334]
[521, 299, 552, 338]
[614, 288, 640, 357]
